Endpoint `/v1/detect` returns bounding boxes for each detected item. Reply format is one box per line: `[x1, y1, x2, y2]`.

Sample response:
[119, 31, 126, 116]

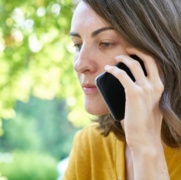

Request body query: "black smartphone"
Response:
[95, 55, 147, 121]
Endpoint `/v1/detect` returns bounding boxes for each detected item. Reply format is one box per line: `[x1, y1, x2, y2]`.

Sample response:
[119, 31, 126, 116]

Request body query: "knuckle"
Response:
[127, 86, 143, 98]
[142, 81, 164, 96]
[129, 60, 140, 69]
[142, 83, 153, 94]
[155, 81, 164, 94]
[143, 54, 153, 62]
[116, 69, 127, 78]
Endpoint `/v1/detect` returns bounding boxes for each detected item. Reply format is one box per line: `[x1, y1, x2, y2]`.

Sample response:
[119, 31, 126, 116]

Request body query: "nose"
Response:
[74, 46, 97, 74]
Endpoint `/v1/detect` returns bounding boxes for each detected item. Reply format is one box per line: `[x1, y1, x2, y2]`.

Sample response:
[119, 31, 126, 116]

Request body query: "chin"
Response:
[86, 108, 109, 116]
[84, 99, 109, 116]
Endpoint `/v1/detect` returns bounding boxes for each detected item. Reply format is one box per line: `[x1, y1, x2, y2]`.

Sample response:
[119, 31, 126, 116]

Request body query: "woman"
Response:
[64, 0, 181, 179]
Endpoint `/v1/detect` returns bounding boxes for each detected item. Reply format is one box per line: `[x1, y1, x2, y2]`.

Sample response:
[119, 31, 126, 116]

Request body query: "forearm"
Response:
[131, 145, 170, 180]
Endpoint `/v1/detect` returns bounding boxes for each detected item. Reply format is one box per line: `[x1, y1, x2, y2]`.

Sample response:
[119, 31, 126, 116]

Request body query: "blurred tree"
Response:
[0, 151, 58, 180]
[0, 0, 94, 135]
[0, 97, 79, 159]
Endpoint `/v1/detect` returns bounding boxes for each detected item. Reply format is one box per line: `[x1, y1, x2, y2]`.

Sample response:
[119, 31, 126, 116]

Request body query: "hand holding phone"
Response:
[95, 55, 147, 121]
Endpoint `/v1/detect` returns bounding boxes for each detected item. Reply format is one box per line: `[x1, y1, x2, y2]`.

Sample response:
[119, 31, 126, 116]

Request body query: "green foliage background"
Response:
[1, 151, 58, 180]
[0, 0, 95, 179]
[0, 0, 93, 135]
[1, 97, 78, 159]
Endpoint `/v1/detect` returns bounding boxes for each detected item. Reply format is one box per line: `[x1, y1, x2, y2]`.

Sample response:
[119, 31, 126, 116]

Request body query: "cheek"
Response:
[84, 94, 109, 116]
[73, 55, 79, 71]
[76, 73, 83, 85]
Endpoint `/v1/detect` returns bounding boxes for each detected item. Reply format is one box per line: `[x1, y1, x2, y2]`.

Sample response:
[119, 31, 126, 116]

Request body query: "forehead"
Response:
[71, 1, 109, 32]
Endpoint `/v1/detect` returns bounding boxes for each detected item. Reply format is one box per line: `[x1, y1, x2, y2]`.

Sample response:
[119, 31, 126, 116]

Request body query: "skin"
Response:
[70, 1, 170, 180]
[70, 1, 130, 116]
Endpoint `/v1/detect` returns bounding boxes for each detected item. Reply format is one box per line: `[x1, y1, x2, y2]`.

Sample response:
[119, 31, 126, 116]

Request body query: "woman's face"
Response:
[70, 1, 130, 116]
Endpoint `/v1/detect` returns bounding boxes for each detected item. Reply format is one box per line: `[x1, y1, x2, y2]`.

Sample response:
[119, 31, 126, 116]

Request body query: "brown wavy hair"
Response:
[79, 0, 181, 147]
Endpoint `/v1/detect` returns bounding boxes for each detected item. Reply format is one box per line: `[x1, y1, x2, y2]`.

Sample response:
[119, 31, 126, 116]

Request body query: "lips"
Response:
[82, 84, 98, 94]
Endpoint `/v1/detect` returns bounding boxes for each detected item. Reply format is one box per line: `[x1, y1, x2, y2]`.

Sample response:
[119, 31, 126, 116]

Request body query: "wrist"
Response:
[130, 141, 165, 165]
[127, 134, 164, 155]
[130, 144, 169, 180]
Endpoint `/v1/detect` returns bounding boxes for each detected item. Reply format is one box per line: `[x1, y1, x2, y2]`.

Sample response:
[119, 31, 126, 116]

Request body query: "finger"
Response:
[126, 47, 164, 96]
[126, 47, 160, 80]
[105, 65, 136, 90]
[114, 55, 147, 85]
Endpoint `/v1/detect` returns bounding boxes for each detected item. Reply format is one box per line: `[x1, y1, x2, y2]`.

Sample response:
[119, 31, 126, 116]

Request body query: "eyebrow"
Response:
[69, 27, 114, 38]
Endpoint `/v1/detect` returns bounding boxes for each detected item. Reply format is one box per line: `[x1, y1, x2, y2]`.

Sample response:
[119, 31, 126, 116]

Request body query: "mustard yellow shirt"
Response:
[63, 123, 181, 180]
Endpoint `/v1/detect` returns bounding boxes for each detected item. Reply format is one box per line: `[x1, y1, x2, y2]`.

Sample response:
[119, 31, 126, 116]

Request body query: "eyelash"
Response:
[99, 42, 114, 49]
[73, 41, 114, 52]
[73, 44, 82, 51]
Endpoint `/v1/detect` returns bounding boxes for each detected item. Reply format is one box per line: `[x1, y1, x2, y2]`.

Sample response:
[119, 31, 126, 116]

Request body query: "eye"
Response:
[73, 44, 82, 52]
[100, 42, 114, 49]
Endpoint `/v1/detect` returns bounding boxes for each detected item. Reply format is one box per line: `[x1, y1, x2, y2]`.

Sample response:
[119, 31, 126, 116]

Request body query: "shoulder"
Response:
[165, 147, 181, 178]
[73, 123, 103, 149]
[76, 122, 100, 137]
[75, 123, 101, 141]
[64, 123, 123, 179]
[165, 146, 181, 163]
[73, 122, 118, 151]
